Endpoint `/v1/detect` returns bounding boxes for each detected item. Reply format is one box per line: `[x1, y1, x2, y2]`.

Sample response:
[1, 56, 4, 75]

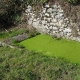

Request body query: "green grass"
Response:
[0, 46, 80, 80]
[20, 34, 80, 64]
[0, 29, 27, 40]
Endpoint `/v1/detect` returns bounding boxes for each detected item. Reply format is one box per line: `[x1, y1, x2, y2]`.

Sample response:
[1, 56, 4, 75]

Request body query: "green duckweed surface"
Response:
[20, 34, 80, 64]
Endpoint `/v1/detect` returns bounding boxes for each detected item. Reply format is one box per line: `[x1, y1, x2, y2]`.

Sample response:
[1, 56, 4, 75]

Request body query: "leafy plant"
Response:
[0, 0, 23, 28]
[68, 0, 78, 3]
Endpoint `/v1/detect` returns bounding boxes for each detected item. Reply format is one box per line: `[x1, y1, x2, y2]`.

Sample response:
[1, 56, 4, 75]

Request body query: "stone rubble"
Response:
[0, 42, 14, 48]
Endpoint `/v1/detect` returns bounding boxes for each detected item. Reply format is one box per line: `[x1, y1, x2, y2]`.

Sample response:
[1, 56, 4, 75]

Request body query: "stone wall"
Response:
[25, 1, 80, 42]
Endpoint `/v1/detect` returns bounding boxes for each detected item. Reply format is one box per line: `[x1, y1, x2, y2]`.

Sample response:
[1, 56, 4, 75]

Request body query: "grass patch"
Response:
[20, 34, 80, 64]
[0, 29, 27, 40]
[0, 46, 80, 80]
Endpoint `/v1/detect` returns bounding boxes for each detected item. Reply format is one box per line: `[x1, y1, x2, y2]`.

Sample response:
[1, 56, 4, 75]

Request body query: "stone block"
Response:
[64, 18, 68, 21]
[60, 32, 64, 36]
[32, 21, 39, 28]
[42, 20, 47, 25]
[49, 26, 53, 29]
[28, 20, 32, 25]
[76, 37, 80, 42]
[47, 18, 51, 22]
[45, 13, 49, 17]
[59, 19, 64, 23]
[66, 20, 70, 24]
[52, 19, 57, 23]
[59, 28, 63, 32]
[26, 9, 31, 13]
[53, 27, 58, 30]
[52, 9, 57, 12]
[55, 15, 60, 19]
[27, 5, 32, 9]
[52, 31, 56, 34]
[42, 8, 46, 13]
[57, 5, 61, 9]
[61, 24, 65, 28]
[58, 22, 62, 27]
[67, 33, 72, 37]
[50, 22, 54, 26]
[72, 37, 76, 41]
[45, 4, 49, 8]
[78, 32, 80, 35]
[33, 19, 37, 22]
[45, 25, 49, 29]
[47, 8, 53, 13]
[59, 13, 64, 17]
[54, 22, 59, 26]
[51, 14, 55, 18]
[63, 28, 71, 33]
[25, 9, 28, 13]
[59, 9, 63, 13]
[12, 34, 28, 42]
[53, 4, 58, 8]
[77, 29, 79, 32]
[56, 33, 61, 38]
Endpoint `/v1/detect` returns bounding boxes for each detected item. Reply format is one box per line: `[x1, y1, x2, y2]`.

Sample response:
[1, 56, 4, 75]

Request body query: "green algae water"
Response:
[20, 34, 80, 64]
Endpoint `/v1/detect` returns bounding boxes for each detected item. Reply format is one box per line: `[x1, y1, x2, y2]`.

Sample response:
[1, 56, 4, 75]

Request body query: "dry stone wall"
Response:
[25, 2, 80, 42]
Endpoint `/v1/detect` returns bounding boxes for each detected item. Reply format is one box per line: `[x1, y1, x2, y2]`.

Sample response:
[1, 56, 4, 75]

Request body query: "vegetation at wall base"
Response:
[68, 0, 78, 4]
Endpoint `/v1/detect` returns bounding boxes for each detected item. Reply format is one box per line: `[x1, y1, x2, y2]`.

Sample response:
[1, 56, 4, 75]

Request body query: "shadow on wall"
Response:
[46, 0, 80, 6]
[68, 0, 80, 5]
[77, 0, 80, 5]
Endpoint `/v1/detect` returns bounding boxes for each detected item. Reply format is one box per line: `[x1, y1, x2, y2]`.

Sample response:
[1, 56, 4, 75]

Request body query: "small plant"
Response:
[68, 0, 78, 3]
[29, 29, 40, 38]
[23, 0, 48, 5]
[29, 33, 35, 38]
[40, 0, 48, 4]
[14, 15, 22, 24]
[17, 45, 25, 48]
